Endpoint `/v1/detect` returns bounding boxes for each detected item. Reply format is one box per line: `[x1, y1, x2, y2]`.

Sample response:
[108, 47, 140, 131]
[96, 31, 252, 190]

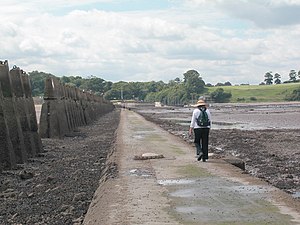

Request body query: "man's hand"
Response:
[188, 127, 193, 137]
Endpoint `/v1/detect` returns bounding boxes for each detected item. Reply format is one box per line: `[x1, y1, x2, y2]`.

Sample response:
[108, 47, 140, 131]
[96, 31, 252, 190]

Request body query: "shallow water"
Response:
[151, 103, 300, 130]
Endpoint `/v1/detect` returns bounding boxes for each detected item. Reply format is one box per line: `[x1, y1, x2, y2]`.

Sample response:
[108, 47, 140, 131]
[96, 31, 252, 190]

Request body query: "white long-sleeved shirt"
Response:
[190, 107, 212, 129]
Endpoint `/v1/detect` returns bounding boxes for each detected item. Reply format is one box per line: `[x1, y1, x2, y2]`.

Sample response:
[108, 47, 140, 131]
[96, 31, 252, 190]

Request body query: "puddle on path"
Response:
[231, 185, 269, 194]
[131, 134, 144, 139]
[158, 179, 197, 186]
[160, 177, 294, 224]
[129, 168, 154, 178]
[292, 192, 300, 199]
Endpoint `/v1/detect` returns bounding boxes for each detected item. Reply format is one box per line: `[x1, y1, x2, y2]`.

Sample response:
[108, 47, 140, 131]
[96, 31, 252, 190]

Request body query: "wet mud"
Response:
[133, 102, 300, 199]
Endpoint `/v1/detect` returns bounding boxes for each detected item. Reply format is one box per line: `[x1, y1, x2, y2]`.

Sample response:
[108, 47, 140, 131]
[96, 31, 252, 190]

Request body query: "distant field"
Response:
[206, 83, 300, 102]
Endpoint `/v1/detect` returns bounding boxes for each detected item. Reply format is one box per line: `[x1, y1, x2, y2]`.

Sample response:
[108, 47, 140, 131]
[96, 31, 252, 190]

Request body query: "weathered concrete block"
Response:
[44, 77, 55, 100]
[10, 68, 37, 157]
[0, 61, 43, 169]
[40, 76, 114, 138]
[22, 74, 43, 153]
[0, 60, 13, 98]
[0, 83, 17, 170]
[39, 100, 70, 138]
[0, 62, 27, 164]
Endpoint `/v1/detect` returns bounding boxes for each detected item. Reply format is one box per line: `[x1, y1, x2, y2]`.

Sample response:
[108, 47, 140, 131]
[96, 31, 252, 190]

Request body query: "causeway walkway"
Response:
[84, 109, 300, 225]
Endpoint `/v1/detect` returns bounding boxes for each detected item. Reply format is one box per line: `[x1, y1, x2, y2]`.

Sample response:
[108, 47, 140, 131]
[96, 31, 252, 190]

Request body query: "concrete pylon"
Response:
[21, 73, 43, 153]
[44, 77, 55, 100]
[39, 76, 114, 138]
[39, 77, 54, 138]
[39, 77, 69, 138]
[77, 89, 86, 126]
[0, 82, 16, 170]
[0, 61, 27, 164]
[10, 67, 37, 157]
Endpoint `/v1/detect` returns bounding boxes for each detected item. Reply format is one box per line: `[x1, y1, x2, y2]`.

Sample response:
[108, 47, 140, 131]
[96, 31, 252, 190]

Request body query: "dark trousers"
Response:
[194, 128, 210, 159]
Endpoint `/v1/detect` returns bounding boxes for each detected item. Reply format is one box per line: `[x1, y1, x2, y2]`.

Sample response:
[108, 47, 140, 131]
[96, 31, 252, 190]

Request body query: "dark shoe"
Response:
[197, 153, 203, 161]
[202, 159, 206, 162]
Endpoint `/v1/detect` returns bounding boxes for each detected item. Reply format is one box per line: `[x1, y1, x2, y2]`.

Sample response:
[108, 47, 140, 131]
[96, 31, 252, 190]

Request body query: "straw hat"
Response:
[192, 99, 207, 107]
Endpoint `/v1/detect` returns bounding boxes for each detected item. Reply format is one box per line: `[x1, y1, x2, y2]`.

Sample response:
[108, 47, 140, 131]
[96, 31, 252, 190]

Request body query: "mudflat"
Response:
[134, 102, 300, 198]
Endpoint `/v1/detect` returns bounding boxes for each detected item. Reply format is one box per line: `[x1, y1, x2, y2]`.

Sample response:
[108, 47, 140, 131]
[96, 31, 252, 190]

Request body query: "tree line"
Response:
[29, 70, 232, 104]
[263, 70, 300, 85]
[29, 68, 300, 103]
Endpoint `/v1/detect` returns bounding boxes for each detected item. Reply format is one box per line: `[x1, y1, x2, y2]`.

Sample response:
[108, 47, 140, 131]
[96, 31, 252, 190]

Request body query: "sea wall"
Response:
[0, 60, 114, 171]
[39, 77, 114, 138]
[0, 60, 42, 171]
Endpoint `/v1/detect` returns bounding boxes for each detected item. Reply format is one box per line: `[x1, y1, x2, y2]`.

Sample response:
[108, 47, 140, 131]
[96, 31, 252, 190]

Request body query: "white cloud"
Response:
[216, 0, 300, 28]
[1, 0, 300, 85]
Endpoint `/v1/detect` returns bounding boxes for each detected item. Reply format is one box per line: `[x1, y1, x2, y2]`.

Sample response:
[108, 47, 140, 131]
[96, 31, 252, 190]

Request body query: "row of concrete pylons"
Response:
[0, 60, 115, 171]
[39, 76, 115, 138]
[0, 60, 43, 171]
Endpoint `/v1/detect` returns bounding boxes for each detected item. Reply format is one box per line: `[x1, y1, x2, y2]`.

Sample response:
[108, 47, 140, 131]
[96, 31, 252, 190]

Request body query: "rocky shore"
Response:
[0, 109, 120, 225]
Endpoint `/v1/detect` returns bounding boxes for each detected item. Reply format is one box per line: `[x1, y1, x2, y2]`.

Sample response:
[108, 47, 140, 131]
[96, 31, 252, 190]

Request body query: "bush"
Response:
[210, 88, 232, 103]
[285, 88, 300, 101]
[250, 97, 257, 101]
[237, 98, 245, 102]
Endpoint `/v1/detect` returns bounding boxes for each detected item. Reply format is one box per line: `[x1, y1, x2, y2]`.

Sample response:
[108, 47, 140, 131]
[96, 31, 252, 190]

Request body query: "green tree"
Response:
[80, 76, 106, 95]
[144, 81, 165, 93]
[274, 73, 281, 84]
[60, 76, 85, 87]
[103, 81, 113, 93]
[104, 81, 128, 100]
[289, 70, 297, 82]
[264, 71, 273, 85]
[60, 76, 70, 84]
[183, 70, 205, 100]
[28, 71, 55, 96]
[168, 80, 178, 87]
[210, 88, 232, 103]
[174, 77, 181, 83]
[224, 81, 232, 86]
[127, 82, 145, 100]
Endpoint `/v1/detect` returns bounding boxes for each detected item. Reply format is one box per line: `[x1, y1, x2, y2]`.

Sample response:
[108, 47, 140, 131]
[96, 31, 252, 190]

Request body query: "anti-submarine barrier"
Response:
[0, 60, 43, 171]
[39, 77, 114, 139]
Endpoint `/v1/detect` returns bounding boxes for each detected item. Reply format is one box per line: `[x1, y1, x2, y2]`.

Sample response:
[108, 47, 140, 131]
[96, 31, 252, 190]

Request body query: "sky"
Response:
[1, 0, 300, 85]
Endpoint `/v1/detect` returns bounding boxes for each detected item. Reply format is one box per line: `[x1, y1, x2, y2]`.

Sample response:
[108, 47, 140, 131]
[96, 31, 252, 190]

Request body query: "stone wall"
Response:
[0, 60, 114, 171]
[39, 77, 114, 138]
[0, 60, 43, 171]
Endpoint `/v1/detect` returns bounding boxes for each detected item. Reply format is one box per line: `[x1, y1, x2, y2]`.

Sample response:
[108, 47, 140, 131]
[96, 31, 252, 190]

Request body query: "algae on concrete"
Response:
[177, 164, 212, 178]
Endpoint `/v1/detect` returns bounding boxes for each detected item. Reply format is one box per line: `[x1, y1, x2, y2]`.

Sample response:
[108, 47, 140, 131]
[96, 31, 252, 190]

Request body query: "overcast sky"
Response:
[1, 0, 300, 85]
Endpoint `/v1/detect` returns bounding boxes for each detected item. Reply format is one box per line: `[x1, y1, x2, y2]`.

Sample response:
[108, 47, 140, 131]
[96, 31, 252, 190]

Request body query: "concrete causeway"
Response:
[84, 109, 300, 225]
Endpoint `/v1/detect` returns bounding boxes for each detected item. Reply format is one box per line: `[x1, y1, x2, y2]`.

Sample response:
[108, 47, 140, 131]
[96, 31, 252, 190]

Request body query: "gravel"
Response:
[0, 109, 120, 225]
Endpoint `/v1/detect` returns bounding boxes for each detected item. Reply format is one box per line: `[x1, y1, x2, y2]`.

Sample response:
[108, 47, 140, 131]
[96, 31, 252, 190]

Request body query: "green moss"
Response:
[144, 133, 166, 142]
[177, 164, 211, 177]
[170, 145, 186, 155]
